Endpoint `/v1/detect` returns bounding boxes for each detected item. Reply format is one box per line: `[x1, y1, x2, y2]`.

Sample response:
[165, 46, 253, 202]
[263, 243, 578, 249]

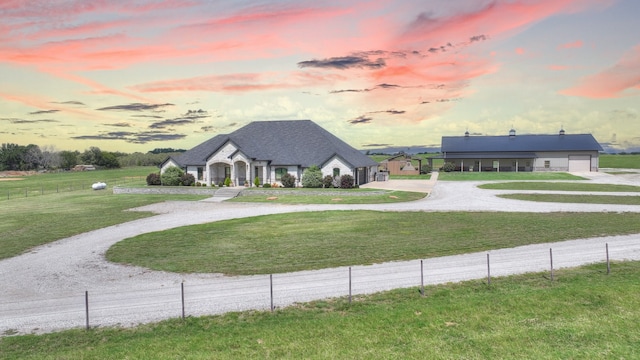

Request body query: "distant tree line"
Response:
[0, 143, 183, 171]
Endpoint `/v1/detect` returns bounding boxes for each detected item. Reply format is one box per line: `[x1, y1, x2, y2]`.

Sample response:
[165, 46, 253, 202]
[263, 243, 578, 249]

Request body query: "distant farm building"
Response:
[379, 154, 422, 175]
[440, 129, 603, 172]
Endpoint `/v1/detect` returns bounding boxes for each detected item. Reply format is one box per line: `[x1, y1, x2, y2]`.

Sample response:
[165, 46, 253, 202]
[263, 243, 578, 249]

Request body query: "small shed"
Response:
[379, 154, 422, 175]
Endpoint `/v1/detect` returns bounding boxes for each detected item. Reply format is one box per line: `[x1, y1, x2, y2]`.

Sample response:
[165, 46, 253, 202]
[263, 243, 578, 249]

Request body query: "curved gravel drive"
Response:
[1, 171, 640, 336]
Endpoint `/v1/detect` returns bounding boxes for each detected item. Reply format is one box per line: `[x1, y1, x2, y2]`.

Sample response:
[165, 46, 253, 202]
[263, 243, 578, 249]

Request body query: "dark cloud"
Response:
[109, 122, 132, 127]
[470, 34, 488, 42]
[132, 132, 187, 143]
[363, 143, 392, 147]
[149, 118, 195, 129]
[182, 109, 211, 119]
[330, 83, 404, 94]
[52, 100, 85, 106]
[348, 116, 373, 124]
[97, 103, 174, 111]
[1, 118, 59, 123]
[298, 56, 385, 70]
[377, 83, 401, 89]
[29, 109, 60, 115]
[330, 88, 369, 94]
[71, 131, 186, 144]
[131, 114, 164, 118]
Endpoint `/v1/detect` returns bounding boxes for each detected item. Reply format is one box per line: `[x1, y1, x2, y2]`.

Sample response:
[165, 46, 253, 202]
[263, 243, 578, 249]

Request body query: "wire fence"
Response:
[0, 176, 146, 201]
[0, 241, 620, 336]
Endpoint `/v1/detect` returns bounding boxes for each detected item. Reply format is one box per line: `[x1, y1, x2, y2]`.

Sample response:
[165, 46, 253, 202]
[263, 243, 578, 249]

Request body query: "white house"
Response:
[161, 120, 379, 186]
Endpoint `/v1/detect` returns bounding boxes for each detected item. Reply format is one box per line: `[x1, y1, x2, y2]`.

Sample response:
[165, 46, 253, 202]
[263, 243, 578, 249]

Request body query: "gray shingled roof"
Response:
[442, 133, 603, 154]
[170, 120, 378, 168]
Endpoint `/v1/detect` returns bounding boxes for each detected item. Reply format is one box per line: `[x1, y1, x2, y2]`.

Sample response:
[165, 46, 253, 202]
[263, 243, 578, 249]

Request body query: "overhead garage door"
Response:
[568, 155, 591, 172]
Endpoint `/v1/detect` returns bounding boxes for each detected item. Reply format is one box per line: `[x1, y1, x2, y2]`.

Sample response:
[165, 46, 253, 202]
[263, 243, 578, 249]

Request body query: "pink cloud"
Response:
[561, 44, 640, 98]
[559, 40, 583, 49]
[131, 71, 347, 93]
[515, 47, 526, 55]
[548, 64, 571, 71]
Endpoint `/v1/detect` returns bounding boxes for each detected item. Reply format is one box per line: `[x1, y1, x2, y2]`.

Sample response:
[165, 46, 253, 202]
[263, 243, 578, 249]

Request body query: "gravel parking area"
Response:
[1, 171, 640, 336]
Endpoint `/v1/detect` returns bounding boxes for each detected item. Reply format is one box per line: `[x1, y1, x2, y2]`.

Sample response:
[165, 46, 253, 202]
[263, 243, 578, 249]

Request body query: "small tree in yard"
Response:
[281, 173, 296, 188]
[340, 174, 354, 189]
[161, 166, 183, 186]
[301, 165, 323, 188]
[180, 173, 195, 186]
[323, 175, 334, 188]
[254, 176, 260, 187]
[441, 162, 456, 172]
[146, 173, 161, 185]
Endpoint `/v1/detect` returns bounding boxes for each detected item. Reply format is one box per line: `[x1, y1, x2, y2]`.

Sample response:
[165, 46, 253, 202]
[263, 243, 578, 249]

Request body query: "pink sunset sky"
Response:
[1, 0, 639, 153]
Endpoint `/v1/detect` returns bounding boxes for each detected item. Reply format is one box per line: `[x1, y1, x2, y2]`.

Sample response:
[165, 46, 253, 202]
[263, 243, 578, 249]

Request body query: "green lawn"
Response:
[106, 211, 640, 275]
[499, 194, 640, 205]
[479, 181, 640, 192]
[2, 261, 639, 359]
[438, 172, 586, 181]
[0, 167, 208, 260]
[0, 166, 155, 200]
[230, 189, 426, 204]
[599, 154, 640, 169]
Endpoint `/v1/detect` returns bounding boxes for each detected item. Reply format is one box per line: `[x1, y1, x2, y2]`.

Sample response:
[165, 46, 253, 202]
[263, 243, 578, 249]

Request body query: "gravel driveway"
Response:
[1, 171, 640, 336]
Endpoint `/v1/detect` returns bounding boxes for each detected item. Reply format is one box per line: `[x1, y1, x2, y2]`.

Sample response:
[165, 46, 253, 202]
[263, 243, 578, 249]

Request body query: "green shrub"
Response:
[224, 177, 231, 187]
[420, 164, 432, 174]
[322, 175, 334, 188]
[161, 166, 183, 186]
[441, 162, 456, 172]
[146, 173, 161, 186]
[340, 174, 354, 189]
[254, 176, 260, 187]
[301, 165, 323, 188]
[263, 183, 271, 188]
[180, 173, 195, 186]
[281, 173, 296, 188]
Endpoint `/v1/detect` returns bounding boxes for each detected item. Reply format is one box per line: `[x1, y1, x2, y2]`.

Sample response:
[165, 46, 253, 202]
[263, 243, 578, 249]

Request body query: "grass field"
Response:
[0, 166, 154, 200]
[499, 194, 640, 205]
[2, 261, 639, 359]
[230, 189, 426, 204]
[479, 181, 640, 192]
[599, 154, 640, 169]
[106, 211, 640, 275]
[438, 172, 585, 181]
[0, 167, 208, 260]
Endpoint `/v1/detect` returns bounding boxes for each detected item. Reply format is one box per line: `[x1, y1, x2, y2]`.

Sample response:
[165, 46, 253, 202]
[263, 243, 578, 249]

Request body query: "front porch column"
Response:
[461, 159, 464, 172]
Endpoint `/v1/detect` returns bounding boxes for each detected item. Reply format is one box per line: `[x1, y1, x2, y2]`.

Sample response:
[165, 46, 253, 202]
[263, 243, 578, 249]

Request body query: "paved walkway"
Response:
[1, 171, 640, 336]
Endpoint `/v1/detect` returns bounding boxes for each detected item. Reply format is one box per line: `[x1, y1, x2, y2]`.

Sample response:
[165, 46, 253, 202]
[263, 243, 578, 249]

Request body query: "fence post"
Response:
[270, 274, 274, 312]
[486, 253, 491, 285]
[606, 243, 610, 275]
[420, 260, 425, 297]
[549, 248, 554, 281]
[349, 267, 352, 305]
[181, 282, 185, 320]
[85, 291, 90, 330]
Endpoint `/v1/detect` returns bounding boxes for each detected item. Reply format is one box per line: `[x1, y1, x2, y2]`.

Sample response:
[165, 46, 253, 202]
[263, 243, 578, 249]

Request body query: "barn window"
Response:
[333, 168, 340, 177]
[544, 160, 550, 168]
[275, 167, 288, 180]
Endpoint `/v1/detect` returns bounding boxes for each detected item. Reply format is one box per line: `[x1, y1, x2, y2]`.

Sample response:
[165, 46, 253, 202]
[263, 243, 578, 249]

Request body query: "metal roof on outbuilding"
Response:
[441, 133, 603, 153]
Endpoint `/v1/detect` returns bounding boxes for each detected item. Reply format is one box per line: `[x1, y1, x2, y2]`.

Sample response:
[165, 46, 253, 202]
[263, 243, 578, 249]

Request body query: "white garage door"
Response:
[568, 155, 591, 172]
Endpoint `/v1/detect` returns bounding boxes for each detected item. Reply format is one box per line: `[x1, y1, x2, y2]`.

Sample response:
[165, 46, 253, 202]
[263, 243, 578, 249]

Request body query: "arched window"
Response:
[333, 168, 340, 177]
[275, 167, 288, 180]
